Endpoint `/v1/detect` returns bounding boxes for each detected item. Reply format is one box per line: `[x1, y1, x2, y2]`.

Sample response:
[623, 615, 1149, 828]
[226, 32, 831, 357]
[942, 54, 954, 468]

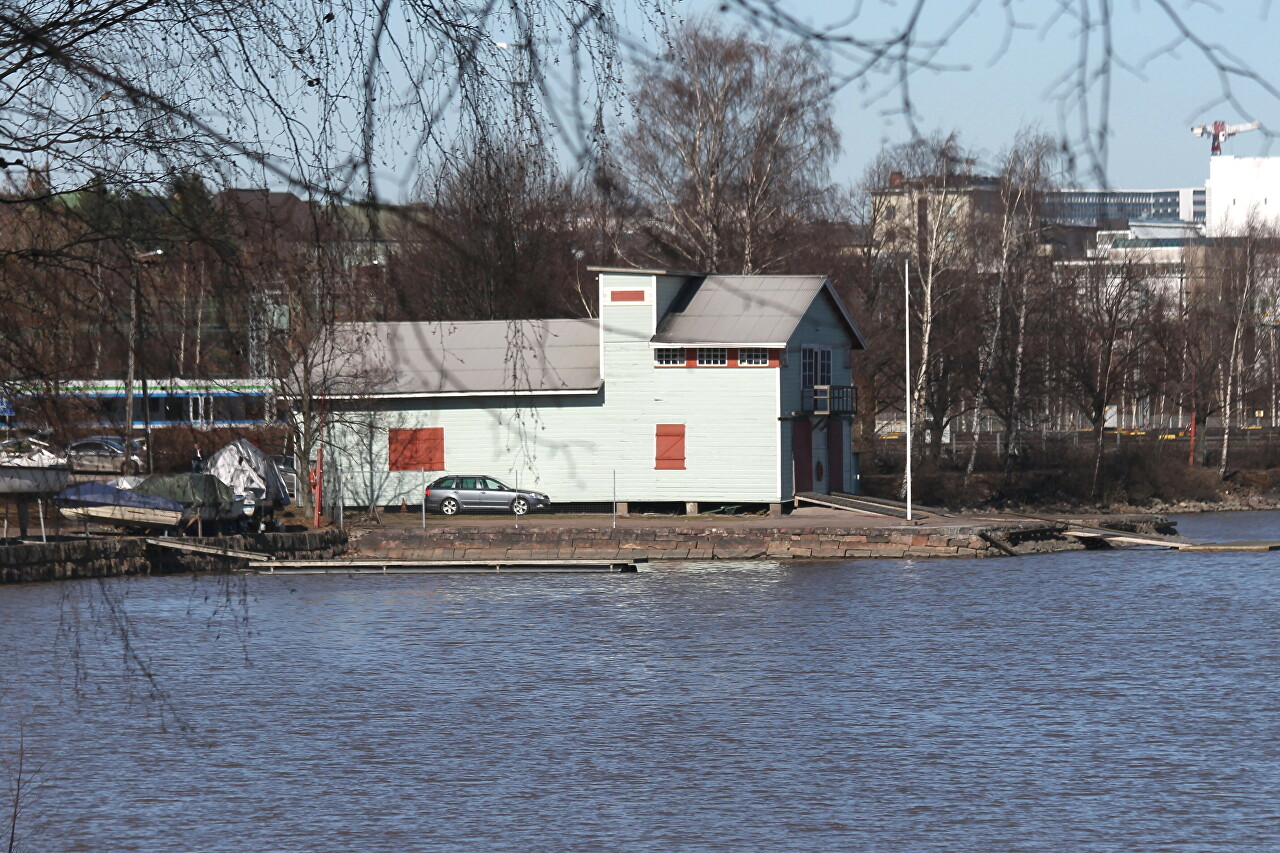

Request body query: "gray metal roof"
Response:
[653, 275, 866, 348]
[322, 319, 601, 397]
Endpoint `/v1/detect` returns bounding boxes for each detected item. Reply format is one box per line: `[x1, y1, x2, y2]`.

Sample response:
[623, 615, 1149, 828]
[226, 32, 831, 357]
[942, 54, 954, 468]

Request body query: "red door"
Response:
[793, 421, 813, 493]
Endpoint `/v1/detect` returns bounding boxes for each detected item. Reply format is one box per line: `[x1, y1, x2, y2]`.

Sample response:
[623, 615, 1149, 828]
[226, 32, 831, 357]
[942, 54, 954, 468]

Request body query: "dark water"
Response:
[3, 514, 1280, 852]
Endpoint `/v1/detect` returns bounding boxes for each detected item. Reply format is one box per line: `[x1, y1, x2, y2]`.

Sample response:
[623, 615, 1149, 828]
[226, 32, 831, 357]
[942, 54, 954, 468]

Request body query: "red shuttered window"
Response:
[655, 424, 685, 470]
[388, 428, 444, 471]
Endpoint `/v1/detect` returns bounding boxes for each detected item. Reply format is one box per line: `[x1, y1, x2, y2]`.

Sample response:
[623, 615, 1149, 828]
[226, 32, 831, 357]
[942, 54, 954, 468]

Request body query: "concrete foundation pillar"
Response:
[685, 501, 699, 516]
[769, 503, 784, 516]
[615, 502, 629, 516]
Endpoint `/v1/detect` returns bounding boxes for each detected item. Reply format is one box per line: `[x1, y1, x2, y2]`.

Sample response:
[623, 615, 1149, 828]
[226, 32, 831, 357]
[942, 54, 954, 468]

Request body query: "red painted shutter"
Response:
[655, 424, 686, 470]
[388, 428, 444, 471]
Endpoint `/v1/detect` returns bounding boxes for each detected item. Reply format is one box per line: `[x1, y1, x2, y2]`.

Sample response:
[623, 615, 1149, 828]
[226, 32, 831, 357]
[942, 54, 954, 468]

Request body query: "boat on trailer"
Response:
[56, 482, 184, 530]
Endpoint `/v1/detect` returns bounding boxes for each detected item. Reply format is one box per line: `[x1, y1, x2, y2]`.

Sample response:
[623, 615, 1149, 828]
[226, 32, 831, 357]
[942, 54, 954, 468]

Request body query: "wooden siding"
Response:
[323, 272, 858, 506]
[779, 291, 858, 497]
[598, 288, 780, 501]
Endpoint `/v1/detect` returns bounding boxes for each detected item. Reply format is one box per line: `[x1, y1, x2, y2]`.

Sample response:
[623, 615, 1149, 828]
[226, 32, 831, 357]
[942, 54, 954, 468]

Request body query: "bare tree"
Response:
[0, 0, 667, 204]
[1189, 223, 1280, 477]
[622, 19, 838, 274]
[963, 132, 1061, 486]
[1053, 257, 1159, 497]
[872, 133, 982, 460]
[388, 137, 581, 322]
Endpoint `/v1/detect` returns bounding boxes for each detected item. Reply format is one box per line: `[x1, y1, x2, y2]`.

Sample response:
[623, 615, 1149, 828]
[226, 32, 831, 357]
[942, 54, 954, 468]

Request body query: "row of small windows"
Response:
[654, 347, 772, 367]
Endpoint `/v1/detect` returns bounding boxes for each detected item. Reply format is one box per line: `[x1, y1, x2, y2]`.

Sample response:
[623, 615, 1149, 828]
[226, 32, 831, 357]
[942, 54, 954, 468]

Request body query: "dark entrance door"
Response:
[793, 420, 813, 493]
[828, 420, 844, 493]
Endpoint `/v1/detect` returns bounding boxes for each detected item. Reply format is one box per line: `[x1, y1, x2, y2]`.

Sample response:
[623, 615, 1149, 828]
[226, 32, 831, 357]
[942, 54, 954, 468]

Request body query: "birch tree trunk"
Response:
[1219, 249, 1254, 478]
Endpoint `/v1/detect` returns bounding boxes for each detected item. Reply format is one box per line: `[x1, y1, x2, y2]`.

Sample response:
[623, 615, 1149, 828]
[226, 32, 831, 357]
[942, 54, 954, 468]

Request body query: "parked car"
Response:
[425, 475, 550, 516]
[65, 436, 147, 475]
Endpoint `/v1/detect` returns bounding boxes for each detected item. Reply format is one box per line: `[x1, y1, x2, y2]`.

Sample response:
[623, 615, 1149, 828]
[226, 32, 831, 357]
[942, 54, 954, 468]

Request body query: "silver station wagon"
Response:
[425, 475, 550, 516]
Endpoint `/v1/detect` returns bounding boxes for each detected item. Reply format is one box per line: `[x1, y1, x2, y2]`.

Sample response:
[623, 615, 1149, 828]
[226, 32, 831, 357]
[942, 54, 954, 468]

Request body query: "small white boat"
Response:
[0, 438, 70, 495]
[60, 503, 184, 528]
[55, 483, 186, 530]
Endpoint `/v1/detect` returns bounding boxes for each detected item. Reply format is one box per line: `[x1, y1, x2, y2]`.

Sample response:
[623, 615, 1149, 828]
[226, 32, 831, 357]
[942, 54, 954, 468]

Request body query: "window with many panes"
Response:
[801, 346, 832, 387]
[654, 348, 685, 366]
[697, 347, 728, 366]
[739, 347, 769, 366]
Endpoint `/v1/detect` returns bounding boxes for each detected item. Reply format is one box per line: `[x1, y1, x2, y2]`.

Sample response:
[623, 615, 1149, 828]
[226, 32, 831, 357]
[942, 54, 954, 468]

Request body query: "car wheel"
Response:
[511, 497, 529, 516]
[440, 498, 459, 516]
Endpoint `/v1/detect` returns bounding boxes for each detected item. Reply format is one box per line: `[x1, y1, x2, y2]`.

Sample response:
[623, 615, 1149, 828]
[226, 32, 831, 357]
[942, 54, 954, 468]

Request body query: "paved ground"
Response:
[334, 505, 1014, 533]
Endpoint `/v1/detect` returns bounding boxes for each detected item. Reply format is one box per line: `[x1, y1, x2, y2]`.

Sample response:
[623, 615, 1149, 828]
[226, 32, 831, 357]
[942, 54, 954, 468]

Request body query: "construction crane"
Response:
[1191, 119, 1262, 156]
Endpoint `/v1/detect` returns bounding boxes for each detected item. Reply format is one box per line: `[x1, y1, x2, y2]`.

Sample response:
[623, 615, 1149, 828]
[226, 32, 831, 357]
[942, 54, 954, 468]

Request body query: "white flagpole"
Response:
[905, 259, 913, 521]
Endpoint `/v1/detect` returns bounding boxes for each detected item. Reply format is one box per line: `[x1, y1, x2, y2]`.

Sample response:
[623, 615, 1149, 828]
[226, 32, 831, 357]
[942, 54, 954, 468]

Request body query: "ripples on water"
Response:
[2, 513, 1280, 851]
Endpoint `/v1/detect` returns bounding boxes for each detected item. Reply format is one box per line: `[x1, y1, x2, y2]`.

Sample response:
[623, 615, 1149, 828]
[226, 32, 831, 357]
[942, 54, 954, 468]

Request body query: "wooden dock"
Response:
[244, 558, 641, 574]
[1062, 528, 1280, 551]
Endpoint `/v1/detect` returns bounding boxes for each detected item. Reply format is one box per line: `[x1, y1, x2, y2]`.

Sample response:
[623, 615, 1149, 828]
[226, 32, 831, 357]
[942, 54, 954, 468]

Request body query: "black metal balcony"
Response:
[803, 385, 856, 415]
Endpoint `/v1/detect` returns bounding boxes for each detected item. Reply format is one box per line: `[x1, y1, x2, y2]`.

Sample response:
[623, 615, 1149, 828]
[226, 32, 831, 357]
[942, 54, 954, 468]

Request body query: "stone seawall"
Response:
[352, 519, 1083, 562]
[0, 530, 348, 584]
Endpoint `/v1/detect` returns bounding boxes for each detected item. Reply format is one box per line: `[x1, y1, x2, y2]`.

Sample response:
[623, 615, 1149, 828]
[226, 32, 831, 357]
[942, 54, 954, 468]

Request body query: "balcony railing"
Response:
[803, 385, 856, 415]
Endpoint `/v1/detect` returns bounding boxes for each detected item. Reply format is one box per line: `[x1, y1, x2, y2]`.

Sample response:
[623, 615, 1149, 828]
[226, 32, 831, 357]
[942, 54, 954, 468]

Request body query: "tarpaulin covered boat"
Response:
[55, 482, 184, 529]
[206, 439, 291, 519]
[0, 437, 69, 495]
[134, 473, 242, 530]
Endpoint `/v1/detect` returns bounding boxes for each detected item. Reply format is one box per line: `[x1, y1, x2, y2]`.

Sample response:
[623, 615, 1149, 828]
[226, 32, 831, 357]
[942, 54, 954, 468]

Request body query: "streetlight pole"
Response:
[905, 259, 913, 521]
[123, 267, 138, 458]
[125, 249, 162, 473]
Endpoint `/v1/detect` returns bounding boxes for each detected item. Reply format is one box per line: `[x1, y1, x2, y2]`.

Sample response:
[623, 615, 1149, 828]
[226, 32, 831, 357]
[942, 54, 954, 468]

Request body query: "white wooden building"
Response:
[321, 268, 865, 511]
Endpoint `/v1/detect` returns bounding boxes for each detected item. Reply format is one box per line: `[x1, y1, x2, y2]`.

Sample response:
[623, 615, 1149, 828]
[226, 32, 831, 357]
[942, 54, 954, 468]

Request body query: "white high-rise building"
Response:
[1205, 156, 1280, 235]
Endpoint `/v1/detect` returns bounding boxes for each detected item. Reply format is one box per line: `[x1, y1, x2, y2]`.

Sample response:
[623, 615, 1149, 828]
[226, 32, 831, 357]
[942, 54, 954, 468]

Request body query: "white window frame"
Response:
[802, 345, 832, 387]
[739, 347, 769, 366]
[654, 348, 685, 367]
[697, 347, 728, 366]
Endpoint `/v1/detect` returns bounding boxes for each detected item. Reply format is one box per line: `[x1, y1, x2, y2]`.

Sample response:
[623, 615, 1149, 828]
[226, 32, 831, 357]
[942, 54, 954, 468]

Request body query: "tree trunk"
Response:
[1219, 269, 1252, 478]
[1091, 419, 1106, 500]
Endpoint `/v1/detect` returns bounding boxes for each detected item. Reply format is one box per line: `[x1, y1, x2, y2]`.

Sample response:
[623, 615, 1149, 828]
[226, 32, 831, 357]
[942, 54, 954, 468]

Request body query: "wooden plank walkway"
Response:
[145, 538, 274, 561]
[245, 558, 640, 574]
[794, 491, 954, 519]
[1170, 541, 1280, 552]
[1062, 529, 1280, 551]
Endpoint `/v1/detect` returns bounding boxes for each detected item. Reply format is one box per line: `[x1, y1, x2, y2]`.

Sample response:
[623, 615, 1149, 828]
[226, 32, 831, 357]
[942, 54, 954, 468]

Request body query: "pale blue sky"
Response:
[345, 0, 1279, 201]
[691, 0, 1280, 190]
